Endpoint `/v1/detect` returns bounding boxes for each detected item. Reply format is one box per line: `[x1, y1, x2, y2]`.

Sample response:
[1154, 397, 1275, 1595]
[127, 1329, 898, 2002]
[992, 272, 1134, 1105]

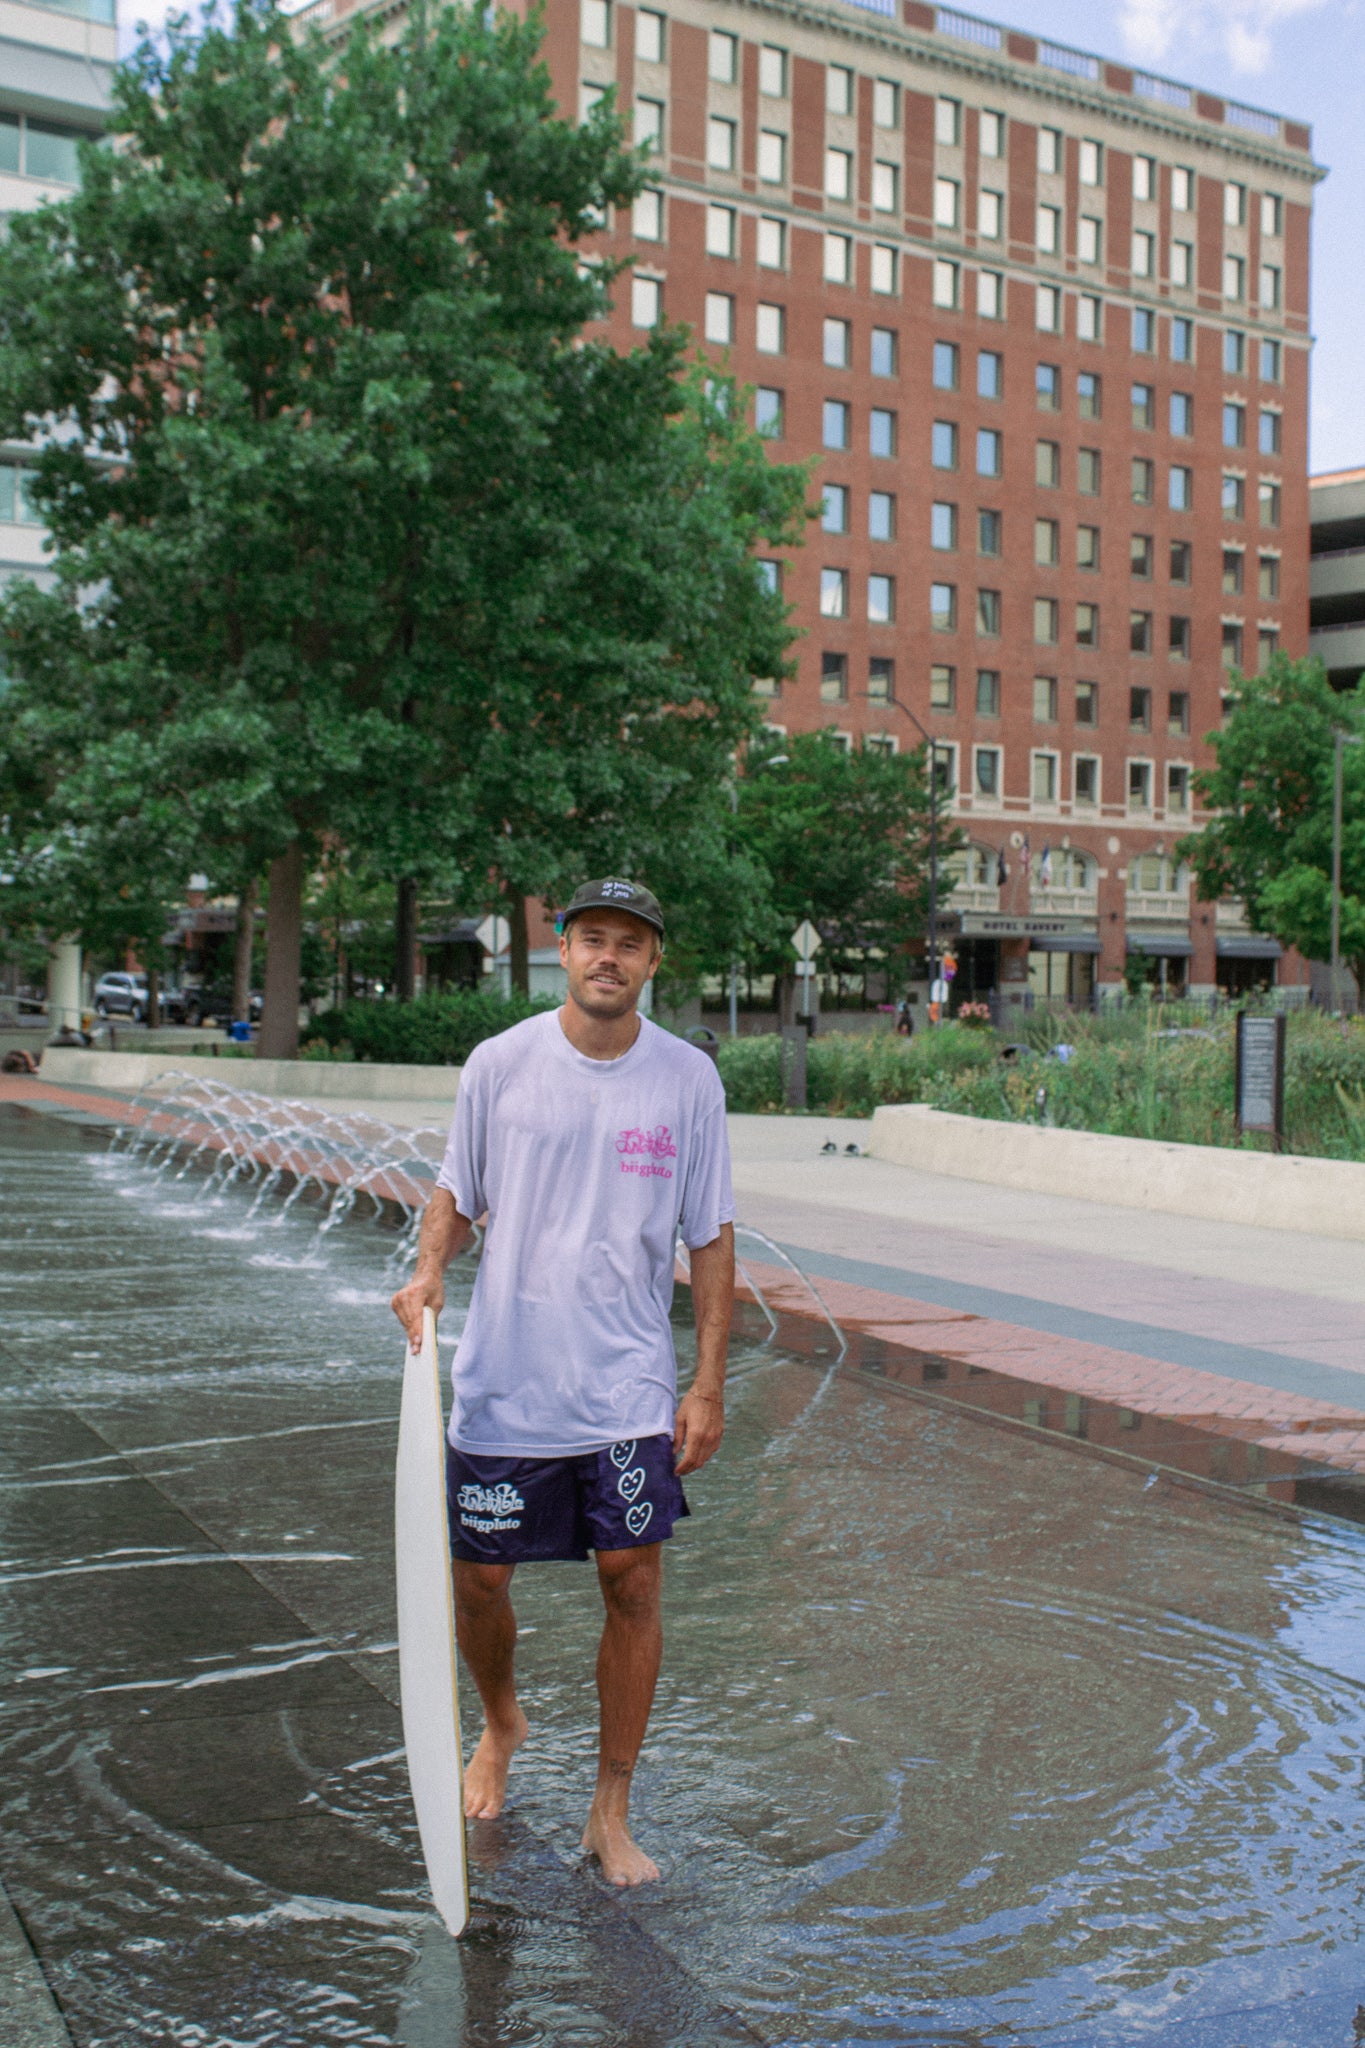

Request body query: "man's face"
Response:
[560, 909, 661, 1020]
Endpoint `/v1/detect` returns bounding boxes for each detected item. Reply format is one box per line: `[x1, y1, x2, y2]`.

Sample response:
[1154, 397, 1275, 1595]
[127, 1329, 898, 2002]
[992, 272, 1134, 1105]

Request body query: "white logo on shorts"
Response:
[617, 1465, 645, 1504]
[609, 1440, 636, 1469]
[457, 1480, 524, 1530]
[626, 1501, 653, 1537]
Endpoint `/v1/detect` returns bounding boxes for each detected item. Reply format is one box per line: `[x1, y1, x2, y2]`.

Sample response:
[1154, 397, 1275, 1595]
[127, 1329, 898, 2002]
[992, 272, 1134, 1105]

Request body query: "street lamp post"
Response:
[729, 751, 789, 1036]
[1330, 729, 1362, 1013]
[867, 696, 940, 1008]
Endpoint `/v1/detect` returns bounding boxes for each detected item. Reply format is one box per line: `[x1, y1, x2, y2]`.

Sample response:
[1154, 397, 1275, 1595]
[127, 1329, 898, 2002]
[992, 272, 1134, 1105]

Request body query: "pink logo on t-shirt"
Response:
[615, 1125, 677, 1179]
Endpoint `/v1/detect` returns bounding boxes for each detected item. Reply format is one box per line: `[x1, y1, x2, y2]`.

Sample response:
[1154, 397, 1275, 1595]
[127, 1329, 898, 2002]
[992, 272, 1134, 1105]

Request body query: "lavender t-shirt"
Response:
[435, 1010, 734, 1457]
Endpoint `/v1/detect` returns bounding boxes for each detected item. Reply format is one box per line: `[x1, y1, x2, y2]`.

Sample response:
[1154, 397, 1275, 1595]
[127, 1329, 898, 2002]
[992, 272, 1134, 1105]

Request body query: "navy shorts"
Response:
[446, 1434, 689, 1564]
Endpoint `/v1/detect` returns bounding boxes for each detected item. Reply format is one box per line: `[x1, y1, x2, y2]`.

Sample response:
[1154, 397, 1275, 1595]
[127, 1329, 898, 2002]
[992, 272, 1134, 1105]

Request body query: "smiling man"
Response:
[391, 878, 735, 1887]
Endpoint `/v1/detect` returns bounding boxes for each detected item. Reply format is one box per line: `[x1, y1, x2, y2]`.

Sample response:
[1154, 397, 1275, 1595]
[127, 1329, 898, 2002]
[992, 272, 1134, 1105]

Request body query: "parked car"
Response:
[180, 983, 263, 1027]
[93, 972, 150, 1022]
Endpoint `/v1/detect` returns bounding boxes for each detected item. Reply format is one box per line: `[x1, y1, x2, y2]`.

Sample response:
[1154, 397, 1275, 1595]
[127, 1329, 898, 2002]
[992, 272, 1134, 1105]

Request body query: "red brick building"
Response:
[553, 0, 1321, 1004]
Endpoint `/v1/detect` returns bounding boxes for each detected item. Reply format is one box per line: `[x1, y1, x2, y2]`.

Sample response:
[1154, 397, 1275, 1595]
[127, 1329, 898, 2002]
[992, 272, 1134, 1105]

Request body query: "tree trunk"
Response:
[395, 876, 419, 1002]
[258, 843, 304, 1059]
[146, 964, 162, 1030]
[233, 877, 258, 1026]
[507, 890, 529, 997]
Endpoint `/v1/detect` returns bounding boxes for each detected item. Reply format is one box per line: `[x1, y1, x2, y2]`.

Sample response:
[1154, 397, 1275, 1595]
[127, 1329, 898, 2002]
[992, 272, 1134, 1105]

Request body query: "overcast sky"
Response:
[118, 0, 1365, 473]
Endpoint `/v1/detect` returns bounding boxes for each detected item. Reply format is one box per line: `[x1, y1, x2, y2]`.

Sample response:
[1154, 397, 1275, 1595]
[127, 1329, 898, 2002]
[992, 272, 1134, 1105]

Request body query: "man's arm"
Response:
[390, 1186, 474, 1350]
[673, 1222, 734, 1476]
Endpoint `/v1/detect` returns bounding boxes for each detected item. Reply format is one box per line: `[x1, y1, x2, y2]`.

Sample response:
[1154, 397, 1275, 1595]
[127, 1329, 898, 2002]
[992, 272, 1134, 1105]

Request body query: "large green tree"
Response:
[0, 0, 804, 1051]
[1181, 655, 1365, 991]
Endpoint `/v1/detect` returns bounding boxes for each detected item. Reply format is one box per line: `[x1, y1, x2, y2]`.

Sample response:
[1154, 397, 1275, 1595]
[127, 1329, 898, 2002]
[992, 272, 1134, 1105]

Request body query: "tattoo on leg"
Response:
[606, 1759, 633, 1780]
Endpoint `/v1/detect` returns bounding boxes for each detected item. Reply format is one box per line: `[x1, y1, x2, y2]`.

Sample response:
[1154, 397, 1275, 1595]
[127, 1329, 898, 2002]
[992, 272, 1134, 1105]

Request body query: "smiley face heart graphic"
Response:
[617, 1465, 645, 1503]
[625, 1500, 653, 1538]
[609, 1440, 636, 1469]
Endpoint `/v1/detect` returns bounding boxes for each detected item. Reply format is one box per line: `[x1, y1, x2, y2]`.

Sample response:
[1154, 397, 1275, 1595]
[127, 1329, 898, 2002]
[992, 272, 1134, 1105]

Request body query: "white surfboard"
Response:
[396, 1307, 469, 1937]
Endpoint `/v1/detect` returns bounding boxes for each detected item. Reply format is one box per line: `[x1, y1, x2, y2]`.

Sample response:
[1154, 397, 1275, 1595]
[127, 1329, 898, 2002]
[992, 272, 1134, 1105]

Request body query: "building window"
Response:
[635, 99, 664, 150]
[755, 387, 784, 438]
[1222, 403, 1246, 448]
[756, 560, 781, 596]
[1172, 166, 1193, 211]
[757, 217, 786, 269]
[1078, 371, 1101, 419]
[868, 574, 895, 625]
[1170, 392, 1193, 436]
[934, 177, 960, 228]
[1133, 306, 1155, 353]
[1075, 681, 1099, 726]
[1258, 625, 1279, 670]
[1077, 295, 1103, 343]
[0, 464, 41, 524]
[1261, 339, 1282, 382]
[1260, 191, 1282, 237]
[820, 569, 848, 618]
[1130, 613, 1153, 656]
[1036, 440, 1060, 488]
[933, 341, 959, 391]
[822, 317, 850, 369]
[706, 205, 736, 258]
[932, 259, 958, 307]
[978, 351, 1003, 400]
[1259, 553, 1280, 599]
[978, 189, 1003, 238]
[931, 583, 957, 632]
[582, 0, 611, 47]
[977, 670, 1001, 716]
[1259, 481, 1281, 528]
[1038, 126, 1061, 174]
[1222, 549, 1244, 594]
[825, 234, 853, 286]
[1224, 330, 1246, 375]
[1033, 597, 1059, 644]
[633, 189, 663, 240]
[1032, 752, 1059, 803]
[821, 483, 848, 534]
[1168, 765, 1191, 814]
[1169, 690, 1190, 734]
[1033, 675, 1058, 722]
[636, 8, 665, 59]
[931, 501, 957, 550]
[1036, 363, 1060, 411]
[1078, 216, 1102, 265]
[978, 509, 1002, 556]
[1132, 383, 1155, 430]
[1259, 410, 1282, 456]
[1223, 255, 1245, 301]
[825, 147, 853, 202]
[977, 588, 1001, 636]
[1036, 285, 1061, 333]
[871, 246, 898, 296]
[1035, 517, 1059, 566]
[977, 271, 1003, 319]
[930, 663, 956, 710]
[1076, 602, 1100, 648]
[703, 293, 734, 344]
[822, 399, 850, 450]
[869, 655, 894, 702]
[756, 303, 786, 354]
[1079, 139, 1103, 186]
[820, 651, 847, 702]
[1036, 205, 1061, 254]
[1128, 761, 1153, 810]
[1077, 524, 1100, 570]
[936, 96, 961, 146]
[707, 116, 736, 172]
[1078, 448, 1101, 495]
[872, 328, 898, 378]
[1169, 466, 1193, 511]
[1074, 756, 1099, 806]
[1169, 615, 1191, 659]
[1221, 621, 1243, 670]
[1130, 534, 1154, 579]
[1132, 459, 1155, 505]
[974, 746, 1001, 796]
[1133, 153, 1156, 202]
[976, 428, 1002, 477]
[1224, 180, 1246, 226]
[1170, 540, 1191, 583]
[631, 275, 662, 327]
[872, 76, 899, 127]
[1170, 242, 1193, 290]
[758, 130, 786, 184]
[870, 409, 896, 458]
[870, 491, 896, 542]
[1132, 230, 1154, 277]
[932, 420, 958, 470]
[759, 43, 787, 96]
[873, 162, 899, 213]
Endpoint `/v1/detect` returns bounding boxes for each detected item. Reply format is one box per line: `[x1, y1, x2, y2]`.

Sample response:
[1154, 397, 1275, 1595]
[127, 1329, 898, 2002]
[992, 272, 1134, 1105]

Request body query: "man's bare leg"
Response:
[452, 1560, 529, 1819]
[581, 1544, 664, 1886]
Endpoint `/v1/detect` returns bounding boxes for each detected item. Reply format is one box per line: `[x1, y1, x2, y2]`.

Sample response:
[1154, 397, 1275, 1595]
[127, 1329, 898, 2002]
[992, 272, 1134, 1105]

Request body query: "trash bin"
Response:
[685, 1026, 720, 1068]
[230, 1020, 252, 1044]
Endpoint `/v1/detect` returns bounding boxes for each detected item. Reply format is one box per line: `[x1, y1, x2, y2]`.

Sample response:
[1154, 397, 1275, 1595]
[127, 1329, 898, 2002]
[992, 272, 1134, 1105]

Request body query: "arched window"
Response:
[946, 843, 1000, 890]
[1129, 853, 1189, 893]
[1048, 848, 1097, 891]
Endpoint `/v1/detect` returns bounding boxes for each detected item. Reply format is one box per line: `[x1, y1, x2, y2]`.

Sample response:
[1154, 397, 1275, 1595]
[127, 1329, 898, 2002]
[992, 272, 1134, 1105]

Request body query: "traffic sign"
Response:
[790, 919, 822, 962]
[475, 916, 510, 956]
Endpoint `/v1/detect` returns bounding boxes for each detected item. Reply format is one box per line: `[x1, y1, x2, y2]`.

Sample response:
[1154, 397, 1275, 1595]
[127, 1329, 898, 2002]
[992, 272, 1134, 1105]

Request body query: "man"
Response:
[391, 878, 735, 1888]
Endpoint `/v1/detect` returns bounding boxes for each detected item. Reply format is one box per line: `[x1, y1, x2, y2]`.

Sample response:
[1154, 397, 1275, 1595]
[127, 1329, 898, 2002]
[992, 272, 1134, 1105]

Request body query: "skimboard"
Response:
[396, 1307, 469, 1936]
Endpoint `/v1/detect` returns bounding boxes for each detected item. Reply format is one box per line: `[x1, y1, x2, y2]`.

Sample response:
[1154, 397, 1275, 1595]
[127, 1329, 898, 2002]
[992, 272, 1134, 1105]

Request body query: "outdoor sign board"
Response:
[934, 913, 1098, 942]
[1235, 1012, 1286, 1147]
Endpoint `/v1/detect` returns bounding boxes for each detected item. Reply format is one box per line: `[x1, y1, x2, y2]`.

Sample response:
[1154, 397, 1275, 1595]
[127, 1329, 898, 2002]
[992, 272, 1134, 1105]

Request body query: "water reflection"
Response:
[2, 1106, 1364, 2047]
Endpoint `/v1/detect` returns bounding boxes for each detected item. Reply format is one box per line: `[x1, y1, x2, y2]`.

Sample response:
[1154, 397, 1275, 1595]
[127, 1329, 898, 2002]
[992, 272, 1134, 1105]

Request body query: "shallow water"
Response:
[2, 1105, 1364, 2047]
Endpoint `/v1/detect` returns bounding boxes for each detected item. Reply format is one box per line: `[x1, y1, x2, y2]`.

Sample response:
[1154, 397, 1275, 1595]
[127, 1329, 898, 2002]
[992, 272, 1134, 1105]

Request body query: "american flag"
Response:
[1039, 844, 1053, 888]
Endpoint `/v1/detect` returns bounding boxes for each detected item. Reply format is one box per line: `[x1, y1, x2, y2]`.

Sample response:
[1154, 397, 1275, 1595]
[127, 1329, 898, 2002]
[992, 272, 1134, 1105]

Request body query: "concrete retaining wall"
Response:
[39, 1047, 463, 1103]
[866, 1103, 1365, 1242]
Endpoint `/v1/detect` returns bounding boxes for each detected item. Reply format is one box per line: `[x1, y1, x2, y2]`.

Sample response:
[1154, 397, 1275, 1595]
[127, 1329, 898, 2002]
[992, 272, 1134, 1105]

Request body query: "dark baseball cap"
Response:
[559, 877, 665, 938]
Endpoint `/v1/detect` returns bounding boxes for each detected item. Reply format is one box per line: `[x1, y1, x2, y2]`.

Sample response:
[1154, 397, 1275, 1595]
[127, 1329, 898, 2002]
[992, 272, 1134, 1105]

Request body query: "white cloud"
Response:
[1117, 0, 1331, 74]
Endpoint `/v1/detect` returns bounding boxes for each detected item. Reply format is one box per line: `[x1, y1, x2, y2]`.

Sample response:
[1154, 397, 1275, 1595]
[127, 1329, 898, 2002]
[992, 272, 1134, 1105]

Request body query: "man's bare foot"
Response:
[463, 1709, 528, 1819]
[581, 1808, 661, 1887]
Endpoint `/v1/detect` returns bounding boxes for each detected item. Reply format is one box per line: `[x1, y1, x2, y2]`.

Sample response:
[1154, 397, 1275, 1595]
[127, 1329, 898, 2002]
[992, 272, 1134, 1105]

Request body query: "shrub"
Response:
[308, 988, 555, 1065]
[715, 1024, 997, 1116]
